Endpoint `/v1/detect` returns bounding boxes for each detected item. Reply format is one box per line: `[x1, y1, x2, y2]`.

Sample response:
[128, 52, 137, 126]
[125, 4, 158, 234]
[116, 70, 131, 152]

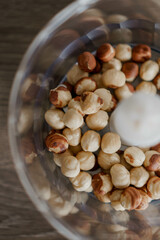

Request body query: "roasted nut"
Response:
[107, 95, 117, 112]
[136, 190, 149, 210]
[102, 58, 122, 72]
[98, 150, 120, 170]
[110, 163, 130, 189]
[124, 146, 145, 167]
[86, 110, 109, 131]
[63, 81, 73, 92]
[68, 96, 84, 116]
[140, 60, 159, 81]
[153, 73, 160, 90]
[120, 187, 142, 210]
[92, 172, 113, 195]
[132, 44, 151, 62]
[78, 52, 96, 72]
[80, 92, 103, 115]
[62, 128, 81, 146]
[92, 60, 102, 73]
[115, 83, 134, 101]
[130, 166, 149, 188]
[53, 149, 73, 167]
[67, 64, 88, 85]
[74, 77, 97, 95]
[70, 171, 92, 191]
[96, 43, 115, 62]
[102, 69, 126, 88]
[115, 44, 132, 62]
[69, 144, 82, 156]
[136, 81, 157, 95]
[81, 130, 101, 152]
[151, 142, 160, 153]
[61, 156, 80, 178]
[144, 150, 160, 171]
[101, 132, 121, 154]
[120, 154, 132, 171]
[91, 73, 104, 88]
[94, 191, 111, 203]
[76, 151, 96, 170]
[147, 176, 160, 199]
[45, 132, 68, 153]
[122, 62, 139, 82]
[49, 86, 72, 108]
[94, 88, 112, 111]
[63, 109, 84, 130]
[45, 109, 65, 130]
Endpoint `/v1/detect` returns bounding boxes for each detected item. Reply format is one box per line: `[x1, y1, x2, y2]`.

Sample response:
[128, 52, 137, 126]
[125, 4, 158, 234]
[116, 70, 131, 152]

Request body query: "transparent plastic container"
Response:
[8, 0, 160, 239]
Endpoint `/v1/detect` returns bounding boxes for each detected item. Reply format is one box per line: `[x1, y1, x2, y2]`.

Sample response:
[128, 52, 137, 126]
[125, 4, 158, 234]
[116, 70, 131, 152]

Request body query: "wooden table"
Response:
[0, 0, 73, 239]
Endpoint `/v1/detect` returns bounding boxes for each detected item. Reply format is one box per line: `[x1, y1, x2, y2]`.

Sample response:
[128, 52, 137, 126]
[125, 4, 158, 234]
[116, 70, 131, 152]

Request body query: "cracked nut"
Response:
[147, 176, 160, 199]
[115, 83, 134, 101]
[136, 81, 157, 95]
[102, 69, 126, 88]
[67, 64, 88, 85]
[92, 172, 113, 195]
[62, 128, 81, 146]
[140, 60, 159, 81]
[115, 44, 132, 62]
[81, 130, 101, 152]
[132, 44, 151, 62]
[70, 171, 92, 191]
[120, 187, 142, 210]
[102, 58, 122, 72]
[153, 73, 160, 90]
[63, 108, 84, 130]
[144, 150, 160, 171]
[124, 146, 145, 167]
[74, 77, 97, 95]
[68, 96, 84, 116]
[45, 132, 68, 153]
[110, 163, 130, 189]
[78, 52, 96, 72]
[45, 108, 65, 130]
[98, 150, 120, 170]
[101, 132, 121, 154]
[49, 86, 72, 108]
[76, 151, 95, 171]
[122, 62, 139, 82]
[86, 110, 109, 131]
[151, 142, 160, 153]
[53, 149, 73, 167]
[94, 88, 112, 111]
[61, 156, 80, 178]
[130, 166, 149, 188]
[96, 43, 115, 62]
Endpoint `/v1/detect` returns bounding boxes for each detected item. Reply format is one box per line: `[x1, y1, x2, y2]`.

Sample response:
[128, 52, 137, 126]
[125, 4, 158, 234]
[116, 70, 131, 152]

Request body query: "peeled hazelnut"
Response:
[140, 60, 159, 81]
[61, 156, 80, 178]
[136, 190, 149, 210]
[153, 73, 160, 90]
[102, 69, 126, 88]
[122, 62, 139, 82]
[94, 191, 111, 203]
[45, 132, 68, 153]
[120, 154, 132, 171]
[151, 142, 160, 153]
[70, 171, 92, 191]
[81, 130, 100, 152]
[102, 58, 122, 72]
[68, 96, 84, 116]
[136, 81, 157, 95]
[144, 150, 160, 171]
[78, 52, 96, 72]
[53, 149, 73, 167]
[111, 201, 125, 211]
[147, 176, 160, 199]
[98, 150, 120, 170]
[96, 43, 115, 62]
[124, 146, 145, 167]
[49, 86, 72, 108]
[132, 44, 151, 62]
[63, 109, 84, 130]
[130, 166, 149, 188]
[45, 109, 65, 130]
[115, 83, 134, 101]
[120, 187, 142, 210]
[86, 110, 109, 131]
[67, 64, 88, 85]
[101, 132, 121, 154]
[69, 144, 82, 156]
[115, 44, 132, 62]
[110, 163, 130, 189]
[74, 77, 97, 95]
[92, 172, 113, 195]
[62, 128, 81, 146]
[94, 88, 112, 111]
[76, 151, 95, 171]
[80, 92, 103, 115]
[85, 185, 93, 193]
[91, 73, 104, 88]
[109, 189, 123, 202]
[107, 95, 117, 112]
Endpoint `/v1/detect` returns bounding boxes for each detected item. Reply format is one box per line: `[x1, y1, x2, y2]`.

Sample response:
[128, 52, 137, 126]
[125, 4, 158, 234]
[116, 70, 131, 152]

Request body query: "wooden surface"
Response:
[0, 0, 73, 239]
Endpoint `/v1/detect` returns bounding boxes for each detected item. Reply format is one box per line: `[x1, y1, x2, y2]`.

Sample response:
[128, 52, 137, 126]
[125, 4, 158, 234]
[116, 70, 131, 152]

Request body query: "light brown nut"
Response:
[96, 43, 115, 62]
[94, 88, 112, 111]
[124, 146, 145, 167]
[153, 73, 160, 90]
[120, 187, 142, 210]
[136, 190, 149, 210]
[102, 58, 122, 72]
[102, 69, 126, 88]
[110, 163, 130, 189]
[49, 86, 72, 108]
[81, 130, 101, 152]
[68, 96, 84, 116]
[115, 83, 134, 101]
[63, 109, 84, 130]
[101, 132, 121, 154]
[111, 201, 125, 211]
[74, 77, 97, 95]
[92, 172, 113, 195]
[106, 14, 128, 23]
[122, 62, 139, 82]
[78, 52, 96, 72]
[130, 166, 149, 188]
[62, 128, 81, 146]
[147, 176, 160, 199]
[98, 150, 120, 170]
[61, 156, 80, 178]
[86, 110, 109, 131]
[67, 64, 88, 85]
[91, 73, 104, 88]
[70, 171, 92, 191]
[132, 44, 151, 63]
[107, 95, 117, 112]
[151, 142, 160, 153]
[140, 60, 159, 81]
[80, 91, 103, 115]
[94, 191, 111, 203]
[115, 44, 132, 62]
[120, 154, 132, 171]
[136, 81, 157, 95]
[69, 144, 82, 156]
[109, 189, 123, 202]
[45, 109, 65, 130]
[144, 150, 160, 171]
[76, 151, 96, 171]
[45, 132, 68, 153]
[53, 149, 73, 167]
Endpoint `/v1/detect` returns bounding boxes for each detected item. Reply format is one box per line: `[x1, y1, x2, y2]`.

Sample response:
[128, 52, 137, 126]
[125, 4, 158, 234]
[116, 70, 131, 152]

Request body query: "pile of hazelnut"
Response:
[45, 42, 160, 211]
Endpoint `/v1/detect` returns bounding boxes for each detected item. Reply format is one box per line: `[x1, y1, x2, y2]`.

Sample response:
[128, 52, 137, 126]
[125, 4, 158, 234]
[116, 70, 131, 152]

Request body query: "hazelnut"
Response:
[136, 190, 149, 210]
[86, 110, 109, 131]
[115, 44, 132, 62]
[45, 132, 68, 153]
[61, 156, 80, 178]
[70, 171, 92, 191]
[94, 88, 112, 111]
[74, 77, 97, 95]
[132, 44, 151, 62]
[153, 73, 160, 90]
[102, 58, 122, 72]
[109, 189, 123, 202]
[67, 64, 88, 85]
[102, 69, 126, 88]
[122, 62, 139, 82]
[101, 132, 121, 154]
[96, 43, 115, 62]
[107, 95, 117, 112]
[151, 142, 160, 153]
[115, 83, 134, 101]
[49, 86, 72, 108]
[92, 172, 113, 195]
[94, 191, 111, 203]
[124, 147, 145, 167]
[91, 73, 104, 88]
[68, 96, 84, 116]
[62, 128, 81, 146]
[76, 151, 96, 171]
[17, 106, 33, 134]
[45, 109, 65, 130]
[120, 154, 132, 171]
[63, 109, 84, 130]
[140, 60, 159, 81]
[106, 14, 128, 23]
[110, 163, 130, 189]
[78, 52, 96, 72]
[85, 185, 93, 193]
[111, 201, 125, 211]
[144, 150, 160, 171]
[80, 92, 103, 115]
[130, 166, 149, 188]
[120, 187, 142, 210]
[136, 81, 157, 95]
[92, 60, 102, 73]
[69, 144, 82, 156]
[81, 130, 101, 152]
[53, 149, 73, 167]
[147, 176, 160, 199]
[98, 150, 120, 170]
